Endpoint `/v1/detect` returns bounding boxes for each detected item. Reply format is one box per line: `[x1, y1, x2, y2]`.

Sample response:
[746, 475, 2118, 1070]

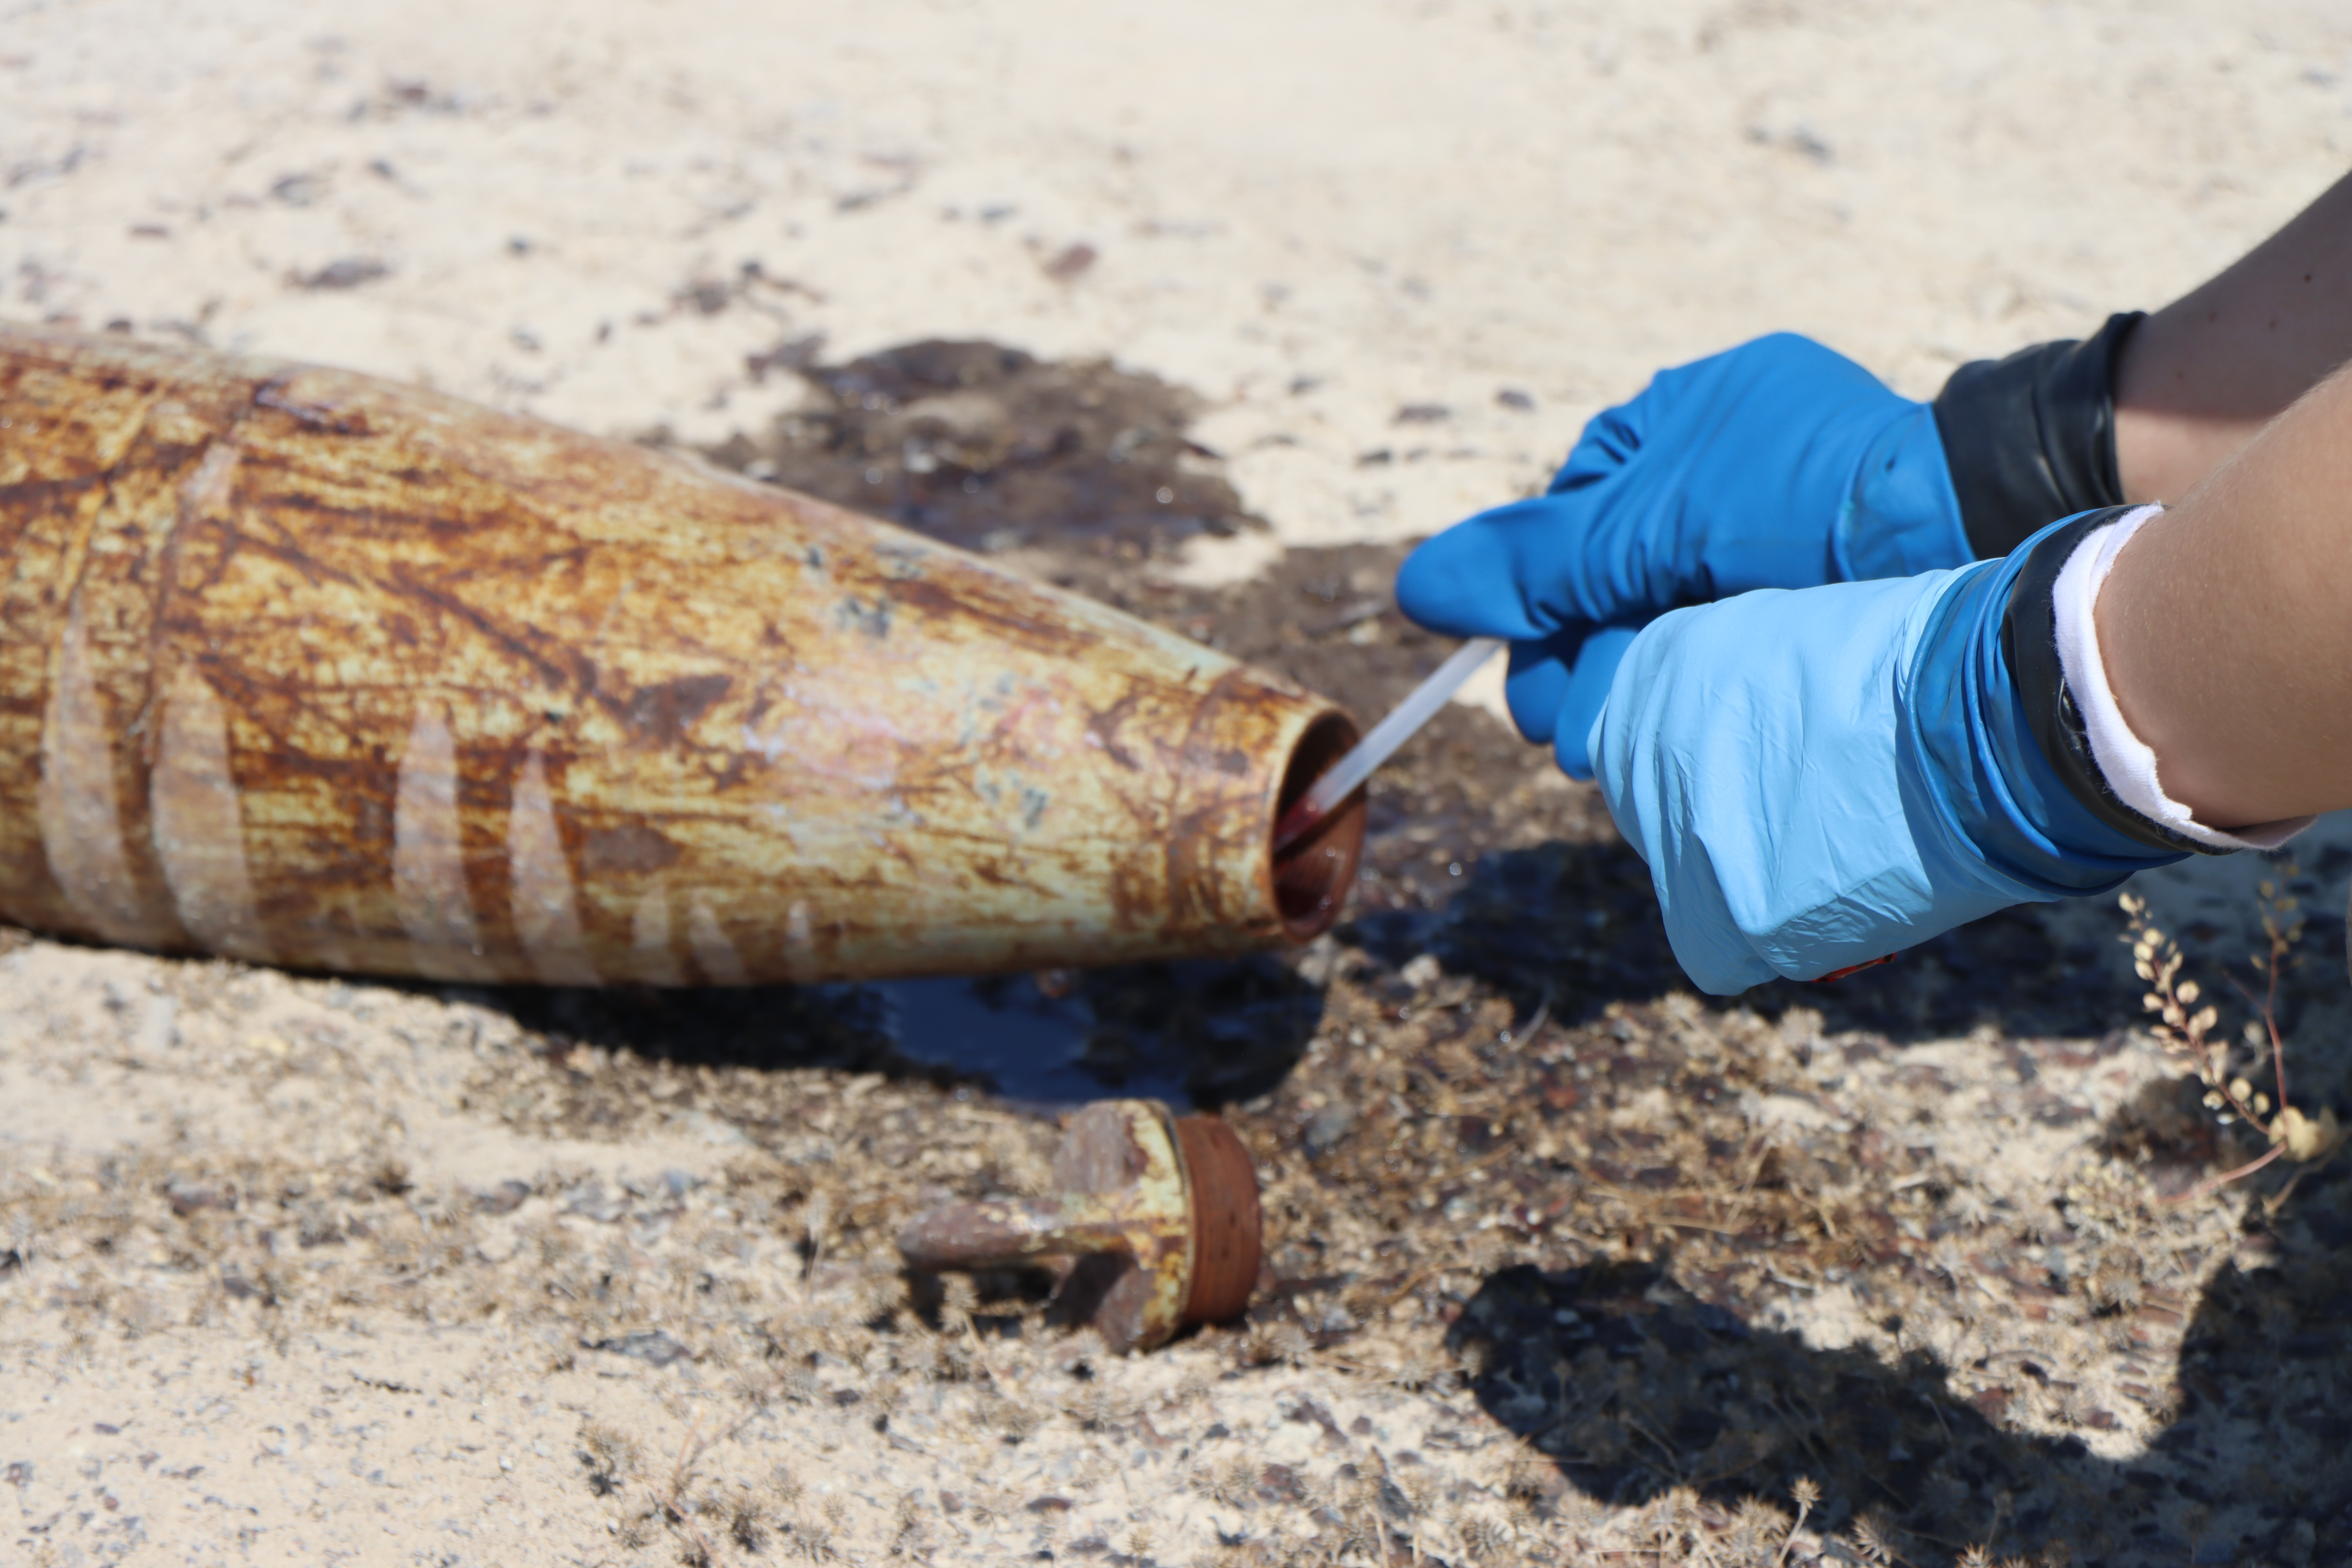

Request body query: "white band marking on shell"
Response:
[151, 665, 271, 961]
[506, 743, 600, 986]
[686, 894, 749, 985]
[40, 593, 178, 945]
[393, 697, 498, 981]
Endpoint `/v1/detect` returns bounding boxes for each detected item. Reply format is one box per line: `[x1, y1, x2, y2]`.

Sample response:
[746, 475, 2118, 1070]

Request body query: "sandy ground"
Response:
[10, 3, 2352, 1566]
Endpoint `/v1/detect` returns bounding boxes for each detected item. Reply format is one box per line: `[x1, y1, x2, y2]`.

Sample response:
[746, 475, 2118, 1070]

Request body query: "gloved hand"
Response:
[1587, 512, 2185, 994]
[1397, 317, 2145, 778]
[1396, 335, 1970, 775]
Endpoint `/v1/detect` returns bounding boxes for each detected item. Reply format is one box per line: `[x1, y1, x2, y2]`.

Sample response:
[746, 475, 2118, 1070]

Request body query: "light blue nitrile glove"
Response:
[1587, 519, 2184, 995]
[1395, 334, 1973, 778]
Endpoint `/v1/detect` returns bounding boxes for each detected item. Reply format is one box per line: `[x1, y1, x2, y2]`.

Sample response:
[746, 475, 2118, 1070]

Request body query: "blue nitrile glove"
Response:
[1396, 334, 1973, 778]
[1588, 516, 2186, 995]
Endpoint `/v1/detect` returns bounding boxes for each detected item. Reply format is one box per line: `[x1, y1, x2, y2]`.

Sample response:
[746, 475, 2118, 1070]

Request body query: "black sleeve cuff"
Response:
[2000, 506, 2227, 857]
[1935, 311, 2145, 559]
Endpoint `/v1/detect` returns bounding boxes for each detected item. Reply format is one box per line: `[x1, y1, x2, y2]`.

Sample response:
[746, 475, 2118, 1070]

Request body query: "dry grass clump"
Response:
[579, 1420, 641, 1494]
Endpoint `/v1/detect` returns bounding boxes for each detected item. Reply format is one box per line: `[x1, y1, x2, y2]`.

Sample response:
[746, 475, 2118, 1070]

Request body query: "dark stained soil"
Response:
[702, 337, 1254, 562]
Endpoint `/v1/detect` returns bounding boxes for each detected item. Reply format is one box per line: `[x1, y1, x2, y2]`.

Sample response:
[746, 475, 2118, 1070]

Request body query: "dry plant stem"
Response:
[2122, 884, 2342, 1204]
[2171, 1143, 2286, 1205]
[1774, 1478, 1817, 1568]
[2240, 899, 2292, 1112]
[661, 1415, 722, 1562]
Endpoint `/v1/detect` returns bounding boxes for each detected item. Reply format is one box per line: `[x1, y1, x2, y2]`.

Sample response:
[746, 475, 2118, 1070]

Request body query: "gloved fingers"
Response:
[1487, 623, 1649, 780]
[1394, 496, 1599, 640]
[1394, 363, 1696, 641]
[1586, 572, 2090, 996]
[1500, 633, 1579, 744]
[1551, 621, 1647, 781]
[1398, 332, 1936, 647]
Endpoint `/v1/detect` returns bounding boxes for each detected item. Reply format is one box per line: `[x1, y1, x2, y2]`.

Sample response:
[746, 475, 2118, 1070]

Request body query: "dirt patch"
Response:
[705, 338, 1257, 562]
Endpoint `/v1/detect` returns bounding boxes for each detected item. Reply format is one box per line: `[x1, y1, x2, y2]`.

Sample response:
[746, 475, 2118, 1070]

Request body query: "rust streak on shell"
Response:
[628, 879, 685, 986]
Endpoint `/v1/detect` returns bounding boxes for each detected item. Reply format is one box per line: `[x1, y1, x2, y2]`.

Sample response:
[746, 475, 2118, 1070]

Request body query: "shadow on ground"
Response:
[1448, 1157, 2352, 1566]
[1378, 841, 2348, 1049]
[466, 957, 1326, 1110]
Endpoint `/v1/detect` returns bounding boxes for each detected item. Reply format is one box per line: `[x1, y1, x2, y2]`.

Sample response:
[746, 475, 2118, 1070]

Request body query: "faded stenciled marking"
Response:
[150, 666, 271, 962]
[629, 877, 685, 986]
[972, 768, 1052, 834]
[392, 698, 498, 982]
[835, 593, 892, 639]
[39, 594, 178, 947]
[507, 743, 599, 986]
[686, 894, 750, 985]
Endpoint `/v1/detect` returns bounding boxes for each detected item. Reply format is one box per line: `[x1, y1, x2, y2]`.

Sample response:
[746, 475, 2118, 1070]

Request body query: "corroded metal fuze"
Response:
[897, 1100, 1263, 1352]
[0, 325, 1367, 983]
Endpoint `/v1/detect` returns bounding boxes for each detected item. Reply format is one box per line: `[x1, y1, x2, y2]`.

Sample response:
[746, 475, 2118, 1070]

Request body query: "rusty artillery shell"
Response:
[896, 1099, 1261, 1351]
[0, 325, 1367, 983]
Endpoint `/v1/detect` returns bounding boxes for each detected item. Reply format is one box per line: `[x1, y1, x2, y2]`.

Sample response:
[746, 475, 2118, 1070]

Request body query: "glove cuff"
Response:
[1934, 312, 2144, 559]
[2002, 505, 2311, 855]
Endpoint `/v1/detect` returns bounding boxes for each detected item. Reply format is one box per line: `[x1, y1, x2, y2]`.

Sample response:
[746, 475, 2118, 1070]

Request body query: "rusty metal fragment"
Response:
[897, 1099, 1262, 1351]
[0, 325, 1366, 982]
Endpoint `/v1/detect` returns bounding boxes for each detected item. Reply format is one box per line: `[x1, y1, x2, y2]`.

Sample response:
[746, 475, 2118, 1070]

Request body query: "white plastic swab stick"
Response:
[1273, 636, 1505, 852]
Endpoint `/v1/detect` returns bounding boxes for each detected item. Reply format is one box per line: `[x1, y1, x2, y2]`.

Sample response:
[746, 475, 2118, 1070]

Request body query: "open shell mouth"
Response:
[1269, 712, 1367, 940]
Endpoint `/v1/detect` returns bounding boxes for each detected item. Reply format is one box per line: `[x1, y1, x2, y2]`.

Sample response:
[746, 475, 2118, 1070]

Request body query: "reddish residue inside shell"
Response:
[1269, 713, 1366, 940]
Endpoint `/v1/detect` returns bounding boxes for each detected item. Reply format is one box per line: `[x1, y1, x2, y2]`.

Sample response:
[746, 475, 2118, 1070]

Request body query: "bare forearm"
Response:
[2100, 362, 2352, 828]
[2115, 170, 2352, 503]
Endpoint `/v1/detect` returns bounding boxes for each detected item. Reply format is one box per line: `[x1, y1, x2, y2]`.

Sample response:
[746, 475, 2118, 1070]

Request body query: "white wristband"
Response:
[2052, 504, 2312, 852]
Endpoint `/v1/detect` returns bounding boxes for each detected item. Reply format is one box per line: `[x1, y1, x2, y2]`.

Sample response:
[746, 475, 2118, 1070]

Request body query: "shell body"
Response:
[0, 325, 1363, 984]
